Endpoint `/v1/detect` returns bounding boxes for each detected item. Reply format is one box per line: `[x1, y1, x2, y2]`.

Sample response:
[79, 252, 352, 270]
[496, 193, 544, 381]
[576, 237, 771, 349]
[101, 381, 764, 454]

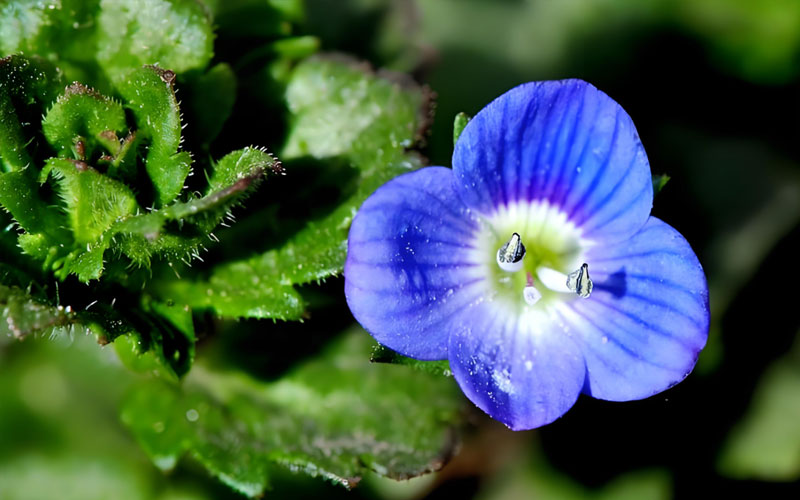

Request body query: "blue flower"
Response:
[344, 80, 709, 430]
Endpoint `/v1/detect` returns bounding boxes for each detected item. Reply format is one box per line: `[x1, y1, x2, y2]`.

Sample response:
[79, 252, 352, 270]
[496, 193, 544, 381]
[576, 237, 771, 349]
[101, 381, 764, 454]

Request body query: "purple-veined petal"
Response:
[344, 167, 485, 360]
[448, 304, 586, 430]
[452, 79, 653, 244]
[556, 217, 709, 401]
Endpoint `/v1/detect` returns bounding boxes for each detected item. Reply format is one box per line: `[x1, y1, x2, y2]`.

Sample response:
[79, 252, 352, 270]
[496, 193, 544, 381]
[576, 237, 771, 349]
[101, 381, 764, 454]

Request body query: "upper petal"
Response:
[344, 167, 484, 360]
[452, 79, 653, 243]
[448, 304, 586, 431]
[556, 217, 709, 401]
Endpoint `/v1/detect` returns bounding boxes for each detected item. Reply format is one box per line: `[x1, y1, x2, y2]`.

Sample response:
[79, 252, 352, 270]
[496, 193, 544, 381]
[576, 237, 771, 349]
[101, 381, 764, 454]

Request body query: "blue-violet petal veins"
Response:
[447, 304, 586, 431]
[345, 167, 484, 360]
[452, 79, 653, 244]
[570, 217, 709, 401]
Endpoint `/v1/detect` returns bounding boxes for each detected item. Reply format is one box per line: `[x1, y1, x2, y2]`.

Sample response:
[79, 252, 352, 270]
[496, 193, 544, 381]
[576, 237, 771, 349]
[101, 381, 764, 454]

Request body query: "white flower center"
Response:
[472, 200, 593, 312]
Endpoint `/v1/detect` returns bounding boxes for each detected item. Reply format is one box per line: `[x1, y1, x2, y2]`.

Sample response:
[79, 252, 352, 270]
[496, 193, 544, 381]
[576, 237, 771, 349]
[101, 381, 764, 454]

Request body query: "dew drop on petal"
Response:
[492, 368, 516, 395]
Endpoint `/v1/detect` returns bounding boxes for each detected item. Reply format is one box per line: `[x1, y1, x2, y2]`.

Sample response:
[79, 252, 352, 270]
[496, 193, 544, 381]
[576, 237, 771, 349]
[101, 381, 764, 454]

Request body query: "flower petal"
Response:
[344, 167, 484, 360]
[448, 305, 586, 430]
[556, 217, 709, 401]
[452, 79, 653, 243]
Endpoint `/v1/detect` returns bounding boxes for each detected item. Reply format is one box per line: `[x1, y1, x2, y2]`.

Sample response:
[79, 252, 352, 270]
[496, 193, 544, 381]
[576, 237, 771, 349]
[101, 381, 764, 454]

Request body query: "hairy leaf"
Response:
[114, 147, 277, 267]
[46, 158, 138, 245]
[0, 284, 74, 339]
[115, 65, 191, 207]
[122, 329, 462, 497]
[0, 55, 64, 172]
[163, 56, 428, 320]
[96, 0, 214, 76]
[42, 82, 127, 161]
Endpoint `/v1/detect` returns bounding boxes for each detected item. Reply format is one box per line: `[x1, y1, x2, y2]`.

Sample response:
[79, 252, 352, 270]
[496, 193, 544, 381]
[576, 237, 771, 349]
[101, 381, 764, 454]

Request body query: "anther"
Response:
[496, 232, 526, 272]
[566, 263, 593, 298]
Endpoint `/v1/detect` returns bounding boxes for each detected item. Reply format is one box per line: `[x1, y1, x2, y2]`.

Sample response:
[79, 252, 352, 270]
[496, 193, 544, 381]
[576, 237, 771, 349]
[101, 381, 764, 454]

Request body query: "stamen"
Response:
[496, 232, 526, 272]
[523, 272, 542, 305]
[537, 267, 571, 293]
[566, 263, 593, 298]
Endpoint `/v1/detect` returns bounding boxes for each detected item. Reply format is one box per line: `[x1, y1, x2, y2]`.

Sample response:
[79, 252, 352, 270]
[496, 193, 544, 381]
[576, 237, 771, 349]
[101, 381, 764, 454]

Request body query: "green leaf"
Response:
[371, 344, 452, 377]
[0, 272, 193, 378]
[453, 111, 470, 146]
[0, 1, 99, 57]
[114, 65, 191, 207]
[46, 158, 138, 245]
[0, 55, 64, 172]
[122, 329, 462, 497]
[159, 252, 305, 321]
[113, 147, 275, 267]
[185, 63, 237, 147]
[0, 328, 215, 500]
[42, 82, 128, 161]
[0, 284, 74, 339]
[206, 0, 303, 38]
[164, 56, 427, 320]
[42, 158, 138, 281]
[0, 169, 67, 237]
[718, 344, 800, 480]
[652, 173, 670, 195]
[96, 0, 214, 76]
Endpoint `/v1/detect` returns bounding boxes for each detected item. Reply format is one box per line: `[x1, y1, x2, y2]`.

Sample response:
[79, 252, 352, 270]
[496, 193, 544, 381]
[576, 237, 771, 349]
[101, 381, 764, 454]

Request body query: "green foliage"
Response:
[0, 54, 278, 283]
[96, 0, 214, 76]
[718, 341, 800, 480]
[123, 330, 462, 498]
[0, 284, 74, 339]
[185, 63, 237, 147]
[481, 453, 671, 500]
[0, 3, 458, 497]
[0, 48, 279, 382]
[652, 173, 670, 195]
[453, 111, 470, 145]
[0, 55, 64, 172]
[371, 344, 452, 377]
[46, 158, 138, 245]
[0, 0, 215, 86]
[162, 56, 428, 320]
[42, 83, 127, 160]
[0, 330, 217, 500]
[115, 65, 191, 206]
[0, 1, 98, 70]
[674, 0, 800, 83]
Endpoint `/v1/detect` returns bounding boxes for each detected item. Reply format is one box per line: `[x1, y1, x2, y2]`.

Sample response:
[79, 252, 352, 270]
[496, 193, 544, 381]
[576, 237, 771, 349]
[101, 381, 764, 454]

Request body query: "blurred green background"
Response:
[2, 0, 800, 498]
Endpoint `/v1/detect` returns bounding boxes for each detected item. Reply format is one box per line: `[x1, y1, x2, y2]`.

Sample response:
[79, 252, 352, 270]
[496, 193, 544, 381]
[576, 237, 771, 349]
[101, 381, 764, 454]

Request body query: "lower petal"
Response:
[448, 304, 586, 430]
[344, 167, 484, 360]
[563, 217, 709, 401]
